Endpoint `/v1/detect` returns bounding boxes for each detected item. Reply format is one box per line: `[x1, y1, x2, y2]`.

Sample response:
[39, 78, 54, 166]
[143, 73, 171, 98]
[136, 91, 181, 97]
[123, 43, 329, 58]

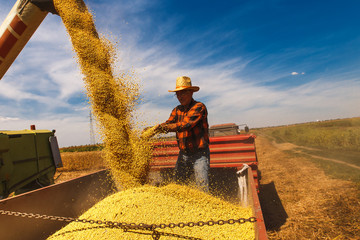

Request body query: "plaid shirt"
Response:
[166, 99, 209, 153]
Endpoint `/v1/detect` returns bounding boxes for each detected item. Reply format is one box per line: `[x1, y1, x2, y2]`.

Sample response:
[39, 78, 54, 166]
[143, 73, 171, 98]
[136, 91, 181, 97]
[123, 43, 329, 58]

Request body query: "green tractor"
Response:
[0, 127, 62, 199]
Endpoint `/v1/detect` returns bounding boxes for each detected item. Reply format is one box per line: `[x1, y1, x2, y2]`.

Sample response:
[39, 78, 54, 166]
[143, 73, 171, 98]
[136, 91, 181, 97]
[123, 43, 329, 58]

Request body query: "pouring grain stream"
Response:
[53, 0, 152, 189]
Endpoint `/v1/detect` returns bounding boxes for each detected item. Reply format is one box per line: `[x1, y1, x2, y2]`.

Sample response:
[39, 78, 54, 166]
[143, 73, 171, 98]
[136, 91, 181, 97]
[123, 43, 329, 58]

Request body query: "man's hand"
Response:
[153, 124, 161, 131]
[159, 123, 177, 132]
[156, 123, 177, 133]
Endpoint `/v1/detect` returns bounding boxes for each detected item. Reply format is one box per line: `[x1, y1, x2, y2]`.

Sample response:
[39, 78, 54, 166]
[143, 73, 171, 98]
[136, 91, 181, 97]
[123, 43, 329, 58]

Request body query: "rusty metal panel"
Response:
[0, 170, 116, 240]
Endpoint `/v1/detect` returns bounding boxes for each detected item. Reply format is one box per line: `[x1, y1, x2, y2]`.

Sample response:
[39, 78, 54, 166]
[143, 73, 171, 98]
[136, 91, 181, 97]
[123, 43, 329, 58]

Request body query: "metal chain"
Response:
[0, 209, 257, 239]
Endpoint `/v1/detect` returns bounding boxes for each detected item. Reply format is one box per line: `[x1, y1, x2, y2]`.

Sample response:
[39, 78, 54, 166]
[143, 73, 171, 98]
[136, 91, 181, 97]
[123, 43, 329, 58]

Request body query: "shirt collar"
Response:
[179, 98, 196, 111]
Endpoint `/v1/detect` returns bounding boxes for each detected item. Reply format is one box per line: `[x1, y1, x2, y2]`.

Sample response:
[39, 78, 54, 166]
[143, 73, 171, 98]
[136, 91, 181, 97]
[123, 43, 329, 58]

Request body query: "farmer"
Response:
[155, 76, 210, 192]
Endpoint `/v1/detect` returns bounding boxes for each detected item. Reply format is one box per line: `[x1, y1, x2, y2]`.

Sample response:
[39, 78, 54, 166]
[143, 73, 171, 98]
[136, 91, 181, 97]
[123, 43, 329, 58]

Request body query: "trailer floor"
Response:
[256, 135, 360, 240]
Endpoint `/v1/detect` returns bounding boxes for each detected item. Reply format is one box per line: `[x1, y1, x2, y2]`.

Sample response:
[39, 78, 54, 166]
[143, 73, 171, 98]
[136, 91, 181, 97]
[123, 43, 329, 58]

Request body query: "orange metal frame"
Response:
[248, 167, 268, 240]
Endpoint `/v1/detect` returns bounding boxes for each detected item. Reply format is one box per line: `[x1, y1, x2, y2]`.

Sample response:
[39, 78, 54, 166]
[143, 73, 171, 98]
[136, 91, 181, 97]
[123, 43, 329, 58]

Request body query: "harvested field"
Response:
[55, 151, 106, 183]
[58, 151, 106, 172]
[256, 135, 360, 239]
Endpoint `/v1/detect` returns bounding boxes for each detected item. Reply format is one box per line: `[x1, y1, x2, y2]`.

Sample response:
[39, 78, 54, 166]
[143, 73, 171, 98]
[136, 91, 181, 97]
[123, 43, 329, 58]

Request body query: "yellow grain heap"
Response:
[53, 0, 153, 189]
[48, 184, 255, 240]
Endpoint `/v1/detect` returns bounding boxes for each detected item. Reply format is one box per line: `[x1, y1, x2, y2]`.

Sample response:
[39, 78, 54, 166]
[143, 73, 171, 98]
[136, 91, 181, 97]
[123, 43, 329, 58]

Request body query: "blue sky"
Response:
[0, 0, 359, 147]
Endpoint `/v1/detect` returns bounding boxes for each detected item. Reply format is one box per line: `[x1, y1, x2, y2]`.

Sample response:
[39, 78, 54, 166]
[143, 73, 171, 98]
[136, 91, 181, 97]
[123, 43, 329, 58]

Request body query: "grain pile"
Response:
[48, 184, 255, 240]
[53, 0, 153, 189]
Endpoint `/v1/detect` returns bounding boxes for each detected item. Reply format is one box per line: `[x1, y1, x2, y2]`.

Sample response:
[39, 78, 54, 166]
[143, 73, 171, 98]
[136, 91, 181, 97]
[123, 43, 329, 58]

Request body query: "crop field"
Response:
[262, 117, 360, 151]
[55, 151, 106, 182]
[256, 135, 359, 239]
[259, 117, 360, 188]
[255, 117, 360, 239]
[60, 144, 104, 153]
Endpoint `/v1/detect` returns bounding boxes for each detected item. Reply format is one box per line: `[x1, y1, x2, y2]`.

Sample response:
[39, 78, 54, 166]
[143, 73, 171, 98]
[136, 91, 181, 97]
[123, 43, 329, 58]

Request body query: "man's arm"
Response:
[159, 123, 178, 132]
[157, 103, 206, 133]
[152, 122, 177, 133]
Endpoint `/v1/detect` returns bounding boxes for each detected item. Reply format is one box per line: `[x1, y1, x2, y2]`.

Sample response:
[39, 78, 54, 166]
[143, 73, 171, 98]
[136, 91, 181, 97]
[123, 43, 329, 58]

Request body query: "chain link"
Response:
[0, 209, 257, 239]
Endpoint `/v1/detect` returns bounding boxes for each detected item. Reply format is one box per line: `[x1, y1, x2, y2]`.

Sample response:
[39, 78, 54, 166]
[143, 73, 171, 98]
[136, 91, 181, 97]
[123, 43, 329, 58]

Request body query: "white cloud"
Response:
[0, 116, 20, 122]
[127, 43, 360, 130]
[109, 29, 360, 132]
[291, 72, 305, 75]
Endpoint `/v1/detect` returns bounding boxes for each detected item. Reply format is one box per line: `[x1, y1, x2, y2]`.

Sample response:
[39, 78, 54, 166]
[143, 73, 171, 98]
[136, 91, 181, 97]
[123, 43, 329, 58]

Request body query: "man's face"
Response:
[176, 90, 193, 106]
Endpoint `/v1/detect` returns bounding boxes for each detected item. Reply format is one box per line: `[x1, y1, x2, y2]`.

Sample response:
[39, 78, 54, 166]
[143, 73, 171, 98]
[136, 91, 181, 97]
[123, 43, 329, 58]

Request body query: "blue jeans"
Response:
[174, 147, 210, 192]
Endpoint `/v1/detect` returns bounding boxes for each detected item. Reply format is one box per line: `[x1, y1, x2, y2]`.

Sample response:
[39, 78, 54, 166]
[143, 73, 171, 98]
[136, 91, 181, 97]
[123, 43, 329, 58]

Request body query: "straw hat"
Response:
[168, 76, 200, 92]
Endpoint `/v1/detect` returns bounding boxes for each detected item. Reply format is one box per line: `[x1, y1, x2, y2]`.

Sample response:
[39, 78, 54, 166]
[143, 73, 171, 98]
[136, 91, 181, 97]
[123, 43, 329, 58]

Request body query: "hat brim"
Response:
[168, 86, 200, 92]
